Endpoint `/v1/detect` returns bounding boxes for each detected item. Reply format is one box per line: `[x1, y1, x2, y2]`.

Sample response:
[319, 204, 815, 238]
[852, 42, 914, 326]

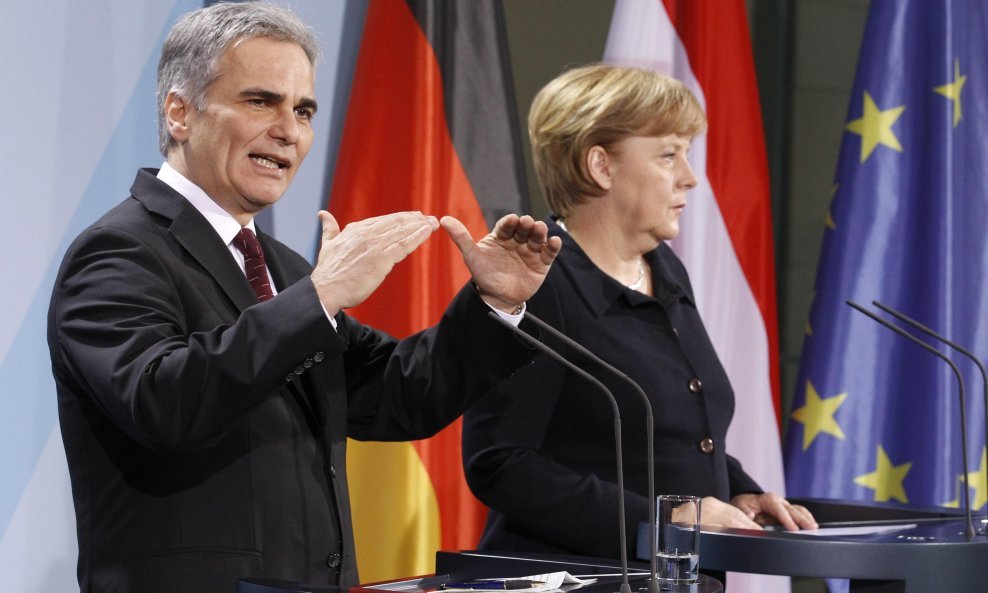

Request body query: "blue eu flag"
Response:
[785, 0, 988, 513]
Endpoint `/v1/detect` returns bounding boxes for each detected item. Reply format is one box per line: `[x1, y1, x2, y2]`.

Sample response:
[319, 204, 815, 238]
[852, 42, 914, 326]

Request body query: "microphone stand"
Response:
[847, 301, 976, 539]
[488, 312, 634, 593]
[872, 300, 988, 534]
[523, 312, 660, 593]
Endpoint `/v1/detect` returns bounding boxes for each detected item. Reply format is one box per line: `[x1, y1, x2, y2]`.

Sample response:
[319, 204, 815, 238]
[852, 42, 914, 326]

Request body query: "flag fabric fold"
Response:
[605, 1, 787, 591]
[786, 0, 988, 520]
[328, 0, 527, 582]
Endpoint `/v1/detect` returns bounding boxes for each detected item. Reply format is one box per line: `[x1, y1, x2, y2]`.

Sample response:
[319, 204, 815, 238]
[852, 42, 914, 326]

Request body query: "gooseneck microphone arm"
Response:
[872, 299, 988, 531]
[847, 301, 975, 539]
[522, 311, 660, 593]
[487, 312, 634, 593]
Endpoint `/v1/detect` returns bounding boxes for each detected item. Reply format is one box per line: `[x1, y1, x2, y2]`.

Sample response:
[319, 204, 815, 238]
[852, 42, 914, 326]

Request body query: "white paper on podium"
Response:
[798, 523, 917, 537]
[440, 572, 597, 592]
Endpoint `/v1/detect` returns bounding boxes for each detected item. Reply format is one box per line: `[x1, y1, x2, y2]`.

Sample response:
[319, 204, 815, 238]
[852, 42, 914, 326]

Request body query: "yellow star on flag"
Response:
[845, 92, 906, 162]
[934, 59, 967, 128]
[946, 447, 988, 510]
[790, 381, 847, 450]
[942, 474, 971, 509]
[854, 445, 912, 503]
[966, 447, 987, 511]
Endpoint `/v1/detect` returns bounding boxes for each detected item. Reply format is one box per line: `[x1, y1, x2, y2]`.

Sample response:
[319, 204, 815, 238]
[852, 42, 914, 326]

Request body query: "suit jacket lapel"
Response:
[131, 168, 258, 313]
[256, 229, 302, 293]
[131, 171, 330, 422]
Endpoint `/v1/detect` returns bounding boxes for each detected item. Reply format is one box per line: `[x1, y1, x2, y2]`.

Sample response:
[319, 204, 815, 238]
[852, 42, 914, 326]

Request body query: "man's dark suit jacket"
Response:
[48, 169, 530, 593]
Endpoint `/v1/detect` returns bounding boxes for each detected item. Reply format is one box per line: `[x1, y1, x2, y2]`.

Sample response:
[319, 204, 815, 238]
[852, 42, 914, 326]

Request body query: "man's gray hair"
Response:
[156, 1, 319, 156]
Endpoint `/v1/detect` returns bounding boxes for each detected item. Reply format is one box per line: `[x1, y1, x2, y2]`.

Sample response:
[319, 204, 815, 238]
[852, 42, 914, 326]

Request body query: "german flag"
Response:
[328, 0, 527, 582]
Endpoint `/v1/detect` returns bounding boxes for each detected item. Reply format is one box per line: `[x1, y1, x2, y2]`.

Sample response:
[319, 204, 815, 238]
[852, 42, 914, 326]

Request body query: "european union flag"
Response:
[785, 0, 988, 514]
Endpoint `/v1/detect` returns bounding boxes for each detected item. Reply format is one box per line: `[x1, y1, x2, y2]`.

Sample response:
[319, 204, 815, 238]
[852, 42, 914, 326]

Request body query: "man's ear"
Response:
[164, 91, 191, 144]
[586, 145, 613, 191]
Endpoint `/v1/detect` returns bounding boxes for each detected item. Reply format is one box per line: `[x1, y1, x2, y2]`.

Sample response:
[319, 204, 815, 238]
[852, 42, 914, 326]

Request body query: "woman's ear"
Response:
[586, 145, 613, 191]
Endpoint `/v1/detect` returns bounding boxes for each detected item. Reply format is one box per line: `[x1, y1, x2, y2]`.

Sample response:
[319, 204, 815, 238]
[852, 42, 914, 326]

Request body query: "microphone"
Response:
[846, 301, 976, 538]
[487, 311, 634, 593]
[522, 311, 660, 593]
[871, 300, 988, 532]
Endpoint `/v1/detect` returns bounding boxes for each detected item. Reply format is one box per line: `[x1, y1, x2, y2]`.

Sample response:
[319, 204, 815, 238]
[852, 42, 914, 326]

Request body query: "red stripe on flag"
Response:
[661, 0, 782, 421]
[329, 0, 489, 554]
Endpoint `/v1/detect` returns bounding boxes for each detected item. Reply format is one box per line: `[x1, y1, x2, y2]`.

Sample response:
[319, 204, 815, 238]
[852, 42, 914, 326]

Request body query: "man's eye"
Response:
[296, 108, 314, 120]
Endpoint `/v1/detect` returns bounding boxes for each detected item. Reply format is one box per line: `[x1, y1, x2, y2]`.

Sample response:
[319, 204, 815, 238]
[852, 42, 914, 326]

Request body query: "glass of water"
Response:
[656, 494, 701, 584]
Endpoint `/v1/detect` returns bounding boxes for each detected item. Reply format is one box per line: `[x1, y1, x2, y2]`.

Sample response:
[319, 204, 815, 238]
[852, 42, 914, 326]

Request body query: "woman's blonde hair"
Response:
[528, 64, 706, 217]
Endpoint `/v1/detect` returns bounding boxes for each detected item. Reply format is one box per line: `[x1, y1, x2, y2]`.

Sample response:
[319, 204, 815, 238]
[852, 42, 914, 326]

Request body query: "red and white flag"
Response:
[605, 1, 788, 591]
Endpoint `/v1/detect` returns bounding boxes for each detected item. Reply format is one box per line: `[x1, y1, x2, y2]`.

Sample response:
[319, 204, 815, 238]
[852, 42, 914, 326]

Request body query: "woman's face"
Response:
[603, 134, 697, 242]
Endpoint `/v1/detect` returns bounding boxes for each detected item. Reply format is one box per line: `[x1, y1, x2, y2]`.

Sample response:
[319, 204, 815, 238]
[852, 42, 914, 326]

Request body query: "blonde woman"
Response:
[463, 65, 816, 561]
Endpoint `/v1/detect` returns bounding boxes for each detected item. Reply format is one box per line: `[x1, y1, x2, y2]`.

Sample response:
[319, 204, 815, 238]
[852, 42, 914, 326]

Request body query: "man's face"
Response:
[170, 37, 317, 222]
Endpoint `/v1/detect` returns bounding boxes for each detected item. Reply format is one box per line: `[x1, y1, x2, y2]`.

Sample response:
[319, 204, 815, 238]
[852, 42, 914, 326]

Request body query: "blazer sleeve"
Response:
[49, 223, 340, 454]
[727, 454, 763, 497]
[341, 282, 538, 442]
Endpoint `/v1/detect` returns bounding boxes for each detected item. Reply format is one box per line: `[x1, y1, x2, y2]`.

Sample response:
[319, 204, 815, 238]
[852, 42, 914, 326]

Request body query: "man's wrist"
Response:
[472, 282, 524, 315]
[310, 276, 342, 319]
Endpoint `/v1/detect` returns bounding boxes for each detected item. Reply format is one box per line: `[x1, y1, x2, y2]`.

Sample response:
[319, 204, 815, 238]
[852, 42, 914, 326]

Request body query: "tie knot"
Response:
[233, 227, 262, 259]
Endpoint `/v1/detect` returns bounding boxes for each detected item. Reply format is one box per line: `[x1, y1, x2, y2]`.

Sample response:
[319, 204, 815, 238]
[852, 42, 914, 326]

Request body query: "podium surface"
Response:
[239, 551, 723, 593]
[638, 498, 988, 592]
[435, 551, 721, 593]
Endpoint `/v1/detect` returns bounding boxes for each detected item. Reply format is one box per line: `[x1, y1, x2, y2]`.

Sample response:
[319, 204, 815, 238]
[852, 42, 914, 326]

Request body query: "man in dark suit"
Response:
[46, 3, 561, 593]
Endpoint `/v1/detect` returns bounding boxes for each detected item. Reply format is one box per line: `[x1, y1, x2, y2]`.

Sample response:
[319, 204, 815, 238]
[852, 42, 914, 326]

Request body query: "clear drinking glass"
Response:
[656, 494, 701, 584]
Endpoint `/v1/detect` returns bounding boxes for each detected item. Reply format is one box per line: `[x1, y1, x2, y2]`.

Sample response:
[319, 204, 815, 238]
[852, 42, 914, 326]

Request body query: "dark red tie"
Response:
[232, 228, 274, 302]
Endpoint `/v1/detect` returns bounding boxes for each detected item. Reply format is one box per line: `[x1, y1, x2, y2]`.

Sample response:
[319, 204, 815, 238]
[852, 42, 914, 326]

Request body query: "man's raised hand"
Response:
[441, 214, 562, 313]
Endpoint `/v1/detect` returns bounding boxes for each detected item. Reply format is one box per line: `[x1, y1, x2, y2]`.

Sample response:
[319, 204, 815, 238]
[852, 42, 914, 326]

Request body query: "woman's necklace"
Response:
[627, 259, 646, 291]
[557, 218, 645, 290]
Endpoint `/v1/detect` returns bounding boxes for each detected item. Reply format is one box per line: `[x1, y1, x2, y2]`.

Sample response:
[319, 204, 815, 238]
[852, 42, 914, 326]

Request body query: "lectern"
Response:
[636, 498, 988, 592]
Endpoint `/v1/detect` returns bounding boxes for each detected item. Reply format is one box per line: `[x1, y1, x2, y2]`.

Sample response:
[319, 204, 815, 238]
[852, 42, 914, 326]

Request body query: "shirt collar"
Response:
[157, 162, 256, 246]
[549, 216, 691, 316]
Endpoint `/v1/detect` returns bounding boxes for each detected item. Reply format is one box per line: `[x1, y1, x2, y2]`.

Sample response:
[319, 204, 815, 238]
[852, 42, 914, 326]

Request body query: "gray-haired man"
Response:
[48, 3, 560, 592]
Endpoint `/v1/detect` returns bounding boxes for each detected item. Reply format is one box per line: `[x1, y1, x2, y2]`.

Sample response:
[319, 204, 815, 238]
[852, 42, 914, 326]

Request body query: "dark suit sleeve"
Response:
[50, 224, 339, 454]
[341, 283, 537, 441]
[727, 454, 763, 497]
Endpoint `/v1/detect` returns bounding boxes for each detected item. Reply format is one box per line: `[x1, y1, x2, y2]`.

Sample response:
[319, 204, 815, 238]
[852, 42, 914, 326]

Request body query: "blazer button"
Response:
[699, 437, 715, 454]
[313, 352, 325, 363]
[672, 327, 679, 337]
[326, 553, 342, 568]
[688, 378, 703, 394]
[285, 374, 294, 382]
[329, 465, 337, 478]
[304, 358, 314, 368]
[294, 365, 305, 375]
